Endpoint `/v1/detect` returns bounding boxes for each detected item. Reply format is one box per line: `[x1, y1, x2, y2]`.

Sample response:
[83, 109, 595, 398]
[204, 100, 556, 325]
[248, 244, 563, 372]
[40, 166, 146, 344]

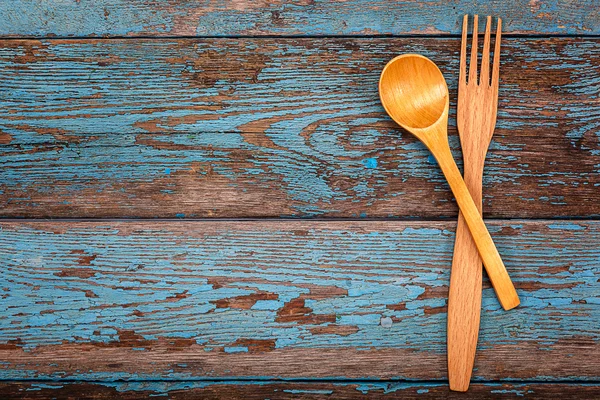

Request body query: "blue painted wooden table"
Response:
[1, 1, 599, 398]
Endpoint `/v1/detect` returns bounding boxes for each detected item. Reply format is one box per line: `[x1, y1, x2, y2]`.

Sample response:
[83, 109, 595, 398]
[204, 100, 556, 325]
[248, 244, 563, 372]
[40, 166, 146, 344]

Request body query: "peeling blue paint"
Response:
[548, 223, 585, 231]
[0, 39, 597, 218]
[223, 346, 249, 354]
[354, 382, 446, 394]
[26, 383, 65, 391]
[1, 1, 599, 37]
[0, 219, 595, 373]
[15, 380, 578, 397]
[251, 300, 285, 310]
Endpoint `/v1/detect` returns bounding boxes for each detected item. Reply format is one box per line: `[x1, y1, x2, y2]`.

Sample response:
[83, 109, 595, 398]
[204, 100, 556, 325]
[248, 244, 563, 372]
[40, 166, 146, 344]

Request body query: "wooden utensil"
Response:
[448, 15, 503, 392]
[378, 54, 519, 311]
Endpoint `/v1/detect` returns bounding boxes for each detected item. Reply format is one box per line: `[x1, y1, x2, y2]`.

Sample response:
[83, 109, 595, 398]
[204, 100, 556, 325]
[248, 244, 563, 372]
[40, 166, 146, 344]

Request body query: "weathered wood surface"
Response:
[2, 381, 600, 399]
[1, 220, 598, 381]
[1, 1, 599, 38]
[1, 38, 600, 218]
[2, 4, 598, 396]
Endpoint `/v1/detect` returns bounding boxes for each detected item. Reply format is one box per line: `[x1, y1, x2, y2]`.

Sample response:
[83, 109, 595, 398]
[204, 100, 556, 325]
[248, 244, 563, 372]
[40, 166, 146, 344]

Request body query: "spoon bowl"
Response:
[378, 54, 519, 311]
[379, 54, 448, 131]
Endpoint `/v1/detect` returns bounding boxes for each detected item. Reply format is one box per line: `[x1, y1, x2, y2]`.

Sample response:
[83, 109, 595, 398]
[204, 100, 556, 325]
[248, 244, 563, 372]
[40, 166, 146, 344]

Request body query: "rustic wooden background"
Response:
[1, 1, 599, 398]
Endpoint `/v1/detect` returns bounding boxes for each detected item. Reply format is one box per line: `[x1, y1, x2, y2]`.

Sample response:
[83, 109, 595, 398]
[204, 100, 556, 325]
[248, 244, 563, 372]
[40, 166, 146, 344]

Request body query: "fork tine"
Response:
[468, 15, 478, 85]
[480, 16, 492, 86]
[491, 18, 502, 89]
[460, 14, 468, 85]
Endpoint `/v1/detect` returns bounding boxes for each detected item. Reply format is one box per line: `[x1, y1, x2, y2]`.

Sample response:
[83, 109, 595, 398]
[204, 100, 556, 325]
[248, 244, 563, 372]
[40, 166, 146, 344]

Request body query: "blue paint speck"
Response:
[175, 213, 185, 218]
[165, 168, 171, 175]
[362, 158, 378, 169]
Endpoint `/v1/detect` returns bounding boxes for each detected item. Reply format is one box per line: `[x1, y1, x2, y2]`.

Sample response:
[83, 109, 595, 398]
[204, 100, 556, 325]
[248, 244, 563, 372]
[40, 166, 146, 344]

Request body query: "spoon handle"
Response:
[434, 144, 519, 311]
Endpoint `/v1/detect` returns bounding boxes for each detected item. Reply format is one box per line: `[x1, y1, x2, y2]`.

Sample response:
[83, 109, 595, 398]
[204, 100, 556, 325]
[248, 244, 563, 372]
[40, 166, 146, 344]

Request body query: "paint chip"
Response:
[362, 157, 378, 169]
[380, 316, 393, 328]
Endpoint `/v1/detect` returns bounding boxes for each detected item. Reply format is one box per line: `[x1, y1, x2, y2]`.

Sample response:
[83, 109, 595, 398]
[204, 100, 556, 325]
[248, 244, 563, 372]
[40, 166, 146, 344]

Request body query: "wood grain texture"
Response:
[0, 1, 599, 37]
[1, 220, 598, 381]
[1, 381, 600, 399]
[1, 38, 600, 218]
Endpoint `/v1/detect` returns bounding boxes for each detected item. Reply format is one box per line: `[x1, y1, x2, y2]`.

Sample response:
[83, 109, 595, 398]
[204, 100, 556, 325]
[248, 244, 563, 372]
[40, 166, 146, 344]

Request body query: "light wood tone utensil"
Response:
[378, 54, 519, 310]
[448, 15, 503, 392]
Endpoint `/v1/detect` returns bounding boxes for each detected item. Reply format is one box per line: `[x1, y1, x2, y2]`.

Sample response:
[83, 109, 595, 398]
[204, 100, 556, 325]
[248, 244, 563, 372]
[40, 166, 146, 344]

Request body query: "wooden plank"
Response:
[1, 381, 600, 399]
[1, 38, 599, 219]
[1, 220, 598, 381]
[0, 1, 599, 37]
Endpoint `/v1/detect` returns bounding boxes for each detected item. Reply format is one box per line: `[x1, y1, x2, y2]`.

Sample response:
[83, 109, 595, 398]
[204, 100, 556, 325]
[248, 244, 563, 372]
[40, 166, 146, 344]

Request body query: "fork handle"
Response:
[432, 143, 519, 310]
[447, 166, 483, 392]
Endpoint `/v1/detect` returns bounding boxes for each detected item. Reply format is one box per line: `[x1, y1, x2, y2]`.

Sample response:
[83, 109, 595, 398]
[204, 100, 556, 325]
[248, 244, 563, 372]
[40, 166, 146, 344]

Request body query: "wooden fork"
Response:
[448, 15, 506, 392]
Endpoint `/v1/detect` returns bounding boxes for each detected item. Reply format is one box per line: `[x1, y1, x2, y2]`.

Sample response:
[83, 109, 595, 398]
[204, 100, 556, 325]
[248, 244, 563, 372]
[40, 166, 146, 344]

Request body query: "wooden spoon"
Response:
[378, 54, 519, 310]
